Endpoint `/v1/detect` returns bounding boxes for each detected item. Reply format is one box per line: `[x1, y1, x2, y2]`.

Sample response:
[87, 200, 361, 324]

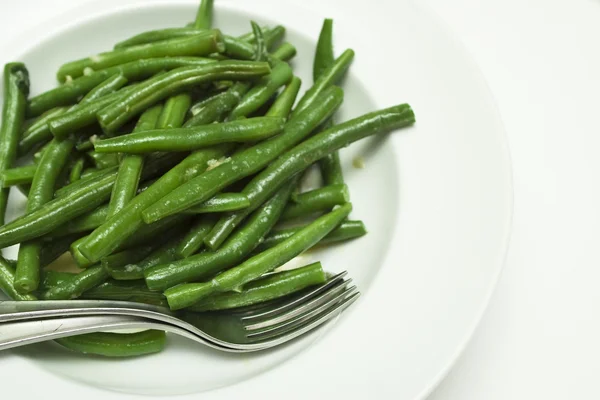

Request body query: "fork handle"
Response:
[0, 315, 167, 351]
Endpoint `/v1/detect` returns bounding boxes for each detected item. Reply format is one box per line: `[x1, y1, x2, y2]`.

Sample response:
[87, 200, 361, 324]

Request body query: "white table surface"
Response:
[1, 0, 599, 398]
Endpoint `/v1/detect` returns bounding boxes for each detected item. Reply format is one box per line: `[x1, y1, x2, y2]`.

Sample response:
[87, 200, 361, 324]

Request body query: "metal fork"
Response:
[0, 272, 359, 352]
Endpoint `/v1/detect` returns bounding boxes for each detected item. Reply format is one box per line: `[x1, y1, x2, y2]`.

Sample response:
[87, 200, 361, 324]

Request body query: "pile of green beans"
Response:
[0, 0, 415, 357]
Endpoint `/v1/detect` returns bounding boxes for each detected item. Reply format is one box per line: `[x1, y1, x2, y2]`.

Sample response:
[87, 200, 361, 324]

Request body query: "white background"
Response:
[1, 0, 599, 398]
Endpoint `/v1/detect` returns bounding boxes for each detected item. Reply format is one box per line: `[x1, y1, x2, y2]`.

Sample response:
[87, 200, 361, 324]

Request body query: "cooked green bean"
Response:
[87, 150, 119, 169]
[237, 26, 270, 42]
[69, 157, 86, 183]
[177, 216, 216, 258]
[145, 178, 298, 291]
[57, 33, 224, 82]
[292, 49, 354, 117]
[257, 220, 367, 252]
[45, 205, 108, 238]
[281, 184, 348, 220]
[42, 264, 108, 300]
[0, 63, 29, 224]
[0, 256, 37, 301]
[55, 166, 119, 197]
[194, 0, 214, 29]
[165, 203, 351, 310]
[185, 82, 250, 127]
[114, 28, 205, 49]
[78, 145, 232, 262]
[141, 86, 343, 224]
[156, 93, 191, 129]
[48, 85, 137, 140]
[15, 138, 74, 293]
[82, 280, 167, 307]
[251, 21, 267, 62]
[266, 76, 301, 118]
[94, 117, 285, 153]
[188, 262, 327, 311]
[97, 61, 271, 134]
[19, 107, 67, 155]
[80, 73, 128, 103]
[55, 330, 166, 357]
[204, 103, 414, 250]
[228, 62, 293, 119]
[263, 25, 286, 50]
[0, 165, 37, 187]
[39, 270, 76, 292]
[28, 57, 214, 117]
[271, 42, 297, 62]
[185, 193, 250, 214]
[102, 246, 156, 280]
[313, 19, 335, 82]
[106, 104, 163, 218]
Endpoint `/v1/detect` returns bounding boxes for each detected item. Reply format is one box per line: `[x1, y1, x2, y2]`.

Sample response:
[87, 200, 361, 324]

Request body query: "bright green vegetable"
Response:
[55, 330, 166, 358]
[266, 76, 301, 118]
[188, 262, 327, 311]
[271, 42, 297, 62]
[164, 203, 352, 310]
[39, 270, 77, 292]
[0, 165, 37, 187]
[15, 138, 74, 293]
[57, 32, 225, 82]
[185, 82, 250, 127]
[193, 0, 214, 29]
[19, 107, 67, 155]
[82, 280, 167, 307]
[94, 117, 286, 153]
[87, 150, 119, 169]
[155, 93, 191, 130]
[203, 103, 414, 250]
[0, 256, 37, 301]
[256, 220, 367, 252]
[42, 264, 108, 300]
[69, 157, 86, 183]
[102, 246, 156, 280]
[80, 73, 128, 103]
[28, 57, 214, 117]
[176, 216, 216, 258]
[144, 178, 298, 291]
[282, 184, 348, 220]
[140, 86, 343, 224]
[313, 19, 334, 82]
[97, 61, 271, 134]
[185, 193, 250, 214]
[0, 63, 29, 224]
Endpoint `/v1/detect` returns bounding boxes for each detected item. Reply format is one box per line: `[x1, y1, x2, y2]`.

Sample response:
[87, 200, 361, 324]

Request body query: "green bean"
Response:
[292, 49, 354, 117]
[82, 280, 167, 307]
[257, 220, 367, 252]
[80, 73, 128, 103]
[203, 103, 414, 250]
[39, 270, 76, 292]
[19, 107, 67, 155]
[156, 94, 191, 129]
[15, 138, 74, 293]
[282, 184, 348, 221]
[144, 178, 298, 291]
[48, 85, 137, 140]
[69, 157, 85, 183]
[94, 117, 285, 153]
[55, 330, 166, 358]
[0, 63, 29, 224]
[0, 256, 37, 301]
[76, 137, 97, 152]
[78, 145, 232, 262]
[57, 33, 224, 82]
[114, 28, 211, 49]
[55, 166, 119, 197]
[45, 205, 108, 238]
[141, 86, 344, 224]
[165, 203, 351, 309]
[188, 262, 327, 311]
[87, 150, 119, 169]
[238, 26, 270, 42]
[0, 152, 183, 249]
[185, 82, 250, 127]
[271, 42, 297, 62]
[266, 76, 301, 118]
[263, 26, 286, 50]
[0, 165, 37, 187]
[185, 193, 250, 214]
[28, 57, 214, 117]
[228, 62, 293, 119]
[194, 0, 214, 29]
[102, 246, 156, 280]
[41, 264, 107, 300]
[251, 21, 267, 62]
[177, 216, 216, 258]
[319, 146, 344, 185]
[40, 234, 83, 267]
[313, 19, 335, 82]
[223, 36, 256, 60]
[107, 104, 163, 218]
[97, 61, 271, 134]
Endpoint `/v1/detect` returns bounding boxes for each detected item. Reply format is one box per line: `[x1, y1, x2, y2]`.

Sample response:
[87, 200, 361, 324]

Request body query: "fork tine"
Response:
[244, 278, 353, 331]
[241, 271, 348, 322]
[246, 289, 360, 343]
[246, 285, 358, 340]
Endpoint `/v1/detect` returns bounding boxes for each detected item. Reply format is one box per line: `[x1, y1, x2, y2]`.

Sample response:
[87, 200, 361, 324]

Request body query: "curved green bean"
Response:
[94, 117, 285, 153]
[194, 0, 214, 30]
[282, 184, 348, 220]
[141, 86, 343, 224]
[28, 57, 214, 117]
[144, 177, 298, 291]
[15, 138, 74, 293]
[69, 157, 86, 183]
[97, 61, 271, 134]
[57, 32, 224, 82]
[0, 63, 29, 224]
[266, 76, 301, 118]
[176, 216, 216, 258]
[185, 82, 250, 127]
[0, 165, 37, 187]
[313, 19, 334, 82]
[165, 203, 351, 310]
[203, 103, 414, 250]
[188, 262, 327, 311]
[55, 330, 166, 358]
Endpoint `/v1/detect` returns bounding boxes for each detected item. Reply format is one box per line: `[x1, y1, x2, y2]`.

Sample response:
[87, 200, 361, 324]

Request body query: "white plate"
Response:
[0, 0, 512, 398]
